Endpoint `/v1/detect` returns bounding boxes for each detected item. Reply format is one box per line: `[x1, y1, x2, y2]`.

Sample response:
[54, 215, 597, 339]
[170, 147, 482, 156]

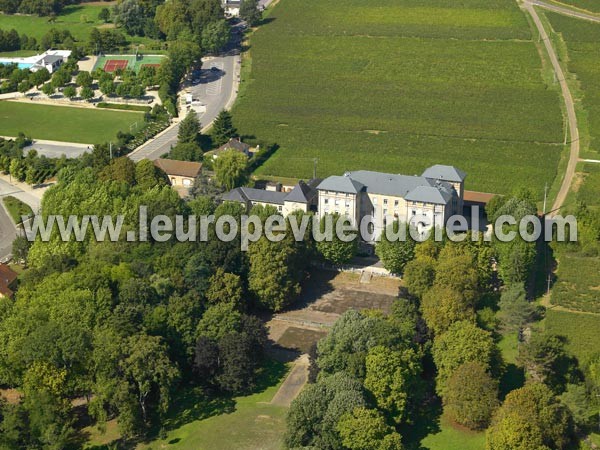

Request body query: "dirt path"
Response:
[523, 1, 580, 217]
[540, 293, 600, 316]
[270, 354, 309, 407]
[532, 0, 600, 22]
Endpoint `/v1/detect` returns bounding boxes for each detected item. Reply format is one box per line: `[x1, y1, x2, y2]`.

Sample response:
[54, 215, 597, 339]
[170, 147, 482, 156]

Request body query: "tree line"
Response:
[284, 191, 598, 449]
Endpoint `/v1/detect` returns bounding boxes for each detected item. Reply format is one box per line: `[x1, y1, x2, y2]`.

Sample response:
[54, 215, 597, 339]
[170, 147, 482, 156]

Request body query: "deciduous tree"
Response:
[486, 383, 572, 450]
[213, 148, 248, 190]
[364, 345, 421, 424]
[444, 361, 499, 430]
[375, 221, 416, 274]
[432, 320, 498, 396]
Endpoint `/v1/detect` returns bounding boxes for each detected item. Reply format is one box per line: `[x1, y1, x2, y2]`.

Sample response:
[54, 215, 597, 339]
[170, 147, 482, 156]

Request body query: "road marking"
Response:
[206, 62, 224, 96]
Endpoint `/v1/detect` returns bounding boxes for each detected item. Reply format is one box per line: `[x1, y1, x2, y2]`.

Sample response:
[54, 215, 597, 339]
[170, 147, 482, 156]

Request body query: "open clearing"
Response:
[234, 0, 564, 196]
[0, 101, 143, 144]
[85, 360, 290, 450]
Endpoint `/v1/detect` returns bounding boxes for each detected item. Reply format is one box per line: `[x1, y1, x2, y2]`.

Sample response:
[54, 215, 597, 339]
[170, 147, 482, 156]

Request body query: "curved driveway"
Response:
[523, 1, 580, 216]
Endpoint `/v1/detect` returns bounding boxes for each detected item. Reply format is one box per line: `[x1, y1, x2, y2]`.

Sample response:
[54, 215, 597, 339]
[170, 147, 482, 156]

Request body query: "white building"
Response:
[0, 50, 71, 74]
[223, 0, 241, 16]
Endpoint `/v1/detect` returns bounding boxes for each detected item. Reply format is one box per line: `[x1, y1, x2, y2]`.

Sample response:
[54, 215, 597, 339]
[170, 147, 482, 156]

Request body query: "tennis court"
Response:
[93, 54, 165, 74]
[103, 59, 129, 72]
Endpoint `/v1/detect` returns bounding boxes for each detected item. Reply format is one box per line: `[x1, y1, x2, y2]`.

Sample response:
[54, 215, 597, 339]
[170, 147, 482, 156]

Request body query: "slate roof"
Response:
[317, 166, 464, 205]
[285, 180, 317, 203]
[223, 187, 287, 205]
[316, 175, 365, 194]
[347, 171, 432, 198]
[421, 165, 466, 183]
[154, 159, 202, 178]
[217, 138, 250, 154]
[405, 185, 454, 205]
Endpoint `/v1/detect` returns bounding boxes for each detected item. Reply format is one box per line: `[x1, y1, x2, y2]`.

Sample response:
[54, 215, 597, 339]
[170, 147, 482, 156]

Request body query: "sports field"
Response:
[0, 101, 143, 144]
[233, 0, 565, 196]
[93, 54, 165, 73]
[0, 4, 106, 42]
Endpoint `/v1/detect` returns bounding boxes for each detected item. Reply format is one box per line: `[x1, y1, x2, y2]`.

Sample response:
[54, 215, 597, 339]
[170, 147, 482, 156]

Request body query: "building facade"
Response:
[222, 179, 320, 216]
[316, 165, 466, 238]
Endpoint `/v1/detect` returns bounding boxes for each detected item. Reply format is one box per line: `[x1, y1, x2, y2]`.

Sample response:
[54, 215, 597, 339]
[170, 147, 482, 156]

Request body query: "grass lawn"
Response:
[0, 101, 143, 144]
[498, 332, 519, 365]
[234, 0, 564, 197]
[0, 50, 39, 58]
[545, 310, 600, 365]
[420, 415, 486, 450]
[85, 360, 290, 450]
[2, 196, 32, 224]
[0, 4, 106, 42]
[0, 5, 161, 50]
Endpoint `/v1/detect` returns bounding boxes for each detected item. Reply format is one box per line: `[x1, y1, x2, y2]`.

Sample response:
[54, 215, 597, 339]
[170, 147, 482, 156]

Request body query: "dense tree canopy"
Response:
[486, 383, 573, 450]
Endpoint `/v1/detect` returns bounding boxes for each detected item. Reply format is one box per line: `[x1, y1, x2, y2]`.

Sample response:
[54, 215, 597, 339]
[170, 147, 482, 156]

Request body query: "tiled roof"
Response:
[154, 159, 202, 178]
[0, 264, 17, 298]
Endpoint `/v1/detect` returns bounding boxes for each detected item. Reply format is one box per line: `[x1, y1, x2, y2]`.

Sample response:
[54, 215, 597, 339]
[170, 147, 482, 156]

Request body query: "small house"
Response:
[154, 158, 203, 188]
[0, 264, 18, 299]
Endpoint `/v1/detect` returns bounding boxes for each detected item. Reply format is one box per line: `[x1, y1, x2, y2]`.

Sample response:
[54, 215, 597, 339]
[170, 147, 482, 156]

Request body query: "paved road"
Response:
[0, 205, 18, 262]
[531, 0, 600, 22]
[0, 178, 44, 260]
[523, 1, 580, 217]
[129, 24, 243, 162]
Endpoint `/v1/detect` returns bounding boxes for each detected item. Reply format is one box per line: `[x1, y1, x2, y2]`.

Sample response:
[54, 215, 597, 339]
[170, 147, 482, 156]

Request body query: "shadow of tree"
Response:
[401, 394, 443, 450]
[499, 363, 525, 400]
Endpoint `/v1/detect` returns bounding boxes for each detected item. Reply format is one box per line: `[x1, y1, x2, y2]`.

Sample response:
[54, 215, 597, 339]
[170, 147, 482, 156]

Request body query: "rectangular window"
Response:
[373, 197, 378, 205]
[335, 200, 340, 206]
[394, 200, 399, 206]
[412, 210, 416, 216]
[324, 199, 329, 204]
[383, 199, 388, 205]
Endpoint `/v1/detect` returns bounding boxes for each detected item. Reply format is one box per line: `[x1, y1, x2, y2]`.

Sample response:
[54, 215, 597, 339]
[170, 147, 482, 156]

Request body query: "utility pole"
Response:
[313, 158, 318, 179]
[109, 142, 113, 160]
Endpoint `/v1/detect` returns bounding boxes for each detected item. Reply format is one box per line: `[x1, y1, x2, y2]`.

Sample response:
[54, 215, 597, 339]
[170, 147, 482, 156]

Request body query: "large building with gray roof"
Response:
[316, 165, 465, 238]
